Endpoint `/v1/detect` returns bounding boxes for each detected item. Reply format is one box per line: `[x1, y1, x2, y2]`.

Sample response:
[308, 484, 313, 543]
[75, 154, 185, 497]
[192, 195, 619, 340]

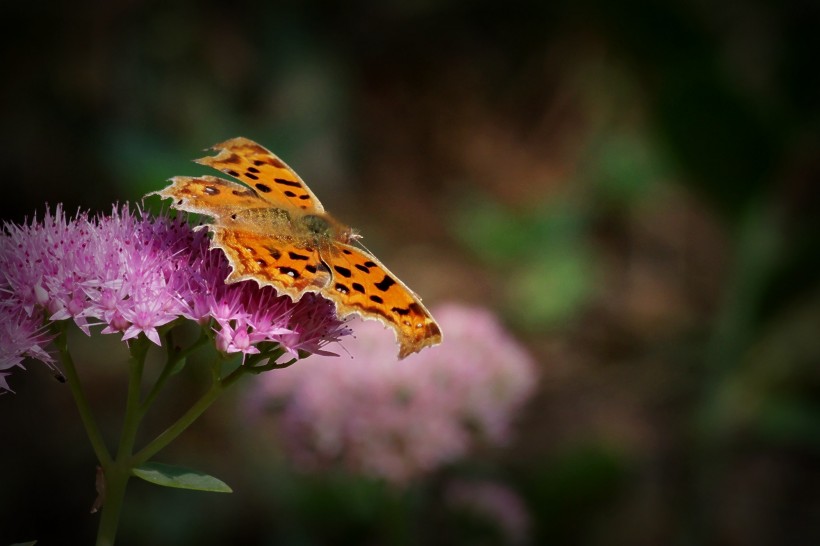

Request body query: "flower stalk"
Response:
[57, 317, 305, 545]
[55, 324, 113, 468]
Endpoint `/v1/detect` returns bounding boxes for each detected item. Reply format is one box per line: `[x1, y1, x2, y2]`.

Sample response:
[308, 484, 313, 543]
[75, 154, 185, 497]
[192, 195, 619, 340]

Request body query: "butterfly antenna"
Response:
[347, 228, 376, 256]
[352, 233, 379, 256]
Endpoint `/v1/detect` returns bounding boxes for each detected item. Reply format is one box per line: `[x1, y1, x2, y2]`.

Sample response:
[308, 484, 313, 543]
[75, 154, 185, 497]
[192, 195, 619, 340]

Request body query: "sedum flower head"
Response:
[0, 204, 349, 392]
[247, 304, 537, 485]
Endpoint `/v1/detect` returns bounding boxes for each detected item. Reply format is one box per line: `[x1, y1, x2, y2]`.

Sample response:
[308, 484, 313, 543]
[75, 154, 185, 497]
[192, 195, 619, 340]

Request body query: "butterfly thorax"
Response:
[229, 207, 354, 249]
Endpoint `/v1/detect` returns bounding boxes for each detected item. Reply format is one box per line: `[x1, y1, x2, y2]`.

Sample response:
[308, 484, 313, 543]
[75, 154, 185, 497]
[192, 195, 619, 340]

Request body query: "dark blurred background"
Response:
[3, 0, 820, 545]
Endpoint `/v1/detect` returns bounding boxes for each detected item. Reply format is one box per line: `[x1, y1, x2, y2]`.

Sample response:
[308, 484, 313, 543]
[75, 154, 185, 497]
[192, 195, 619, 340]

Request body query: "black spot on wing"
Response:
[232, 188, 258, 198]
[278, 266, 300, 279]
[374, 275, 396, 292]
[218, 153, 241, 164]
[264, 246, 282, 260]
[334, 266, 352, 278]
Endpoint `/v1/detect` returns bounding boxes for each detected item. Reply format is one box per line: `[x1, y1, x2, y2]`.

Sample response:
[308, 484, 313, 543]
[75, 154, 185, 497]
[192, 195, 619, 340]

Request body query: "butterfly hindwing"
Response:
[320, 243, 442, 358]
[212, 227, 332, 300]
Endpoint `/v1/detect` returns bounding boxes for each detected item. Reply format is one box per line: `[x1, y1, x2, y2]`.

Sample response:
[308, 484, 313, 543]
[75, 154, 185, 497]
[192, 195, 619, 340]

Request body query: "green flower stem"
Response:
[130, 361, 249, 467]
[96, 336, 151, 546]
[95, 461, 130, 546]
[139, 331, 210, 416]
[56, 324, 113, 467]
[60, 324, 286, 545]
[117, 338, 150, 461]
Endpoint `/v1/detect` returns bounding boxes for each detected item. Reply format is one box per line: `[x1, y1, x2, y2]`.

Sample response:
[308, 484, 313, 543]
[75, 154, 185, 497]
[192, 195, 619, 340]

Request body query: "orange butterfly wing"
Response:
[148, 175, 272, 219]
[147, 174, 327, 299]
[212, 227, 332, 300]
[319, 243, 442, 358]
[195, 137, 324, 213]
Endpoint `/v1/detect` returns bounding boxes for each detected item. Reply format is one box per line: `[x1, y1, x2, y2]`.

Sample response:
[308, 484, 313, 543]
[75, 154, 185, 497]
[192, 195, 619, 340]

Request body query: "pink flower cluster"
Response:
[0, 205, 348, 392]
[247, 304, 537, 484]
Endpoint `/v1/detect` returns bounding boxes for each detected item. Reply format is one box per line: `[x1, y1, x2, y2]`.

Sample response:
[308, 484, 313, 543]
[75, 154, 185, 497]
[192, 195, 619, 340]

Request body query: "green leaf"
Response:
[132, 462, 233, 493]
[169, 356, 187, 375]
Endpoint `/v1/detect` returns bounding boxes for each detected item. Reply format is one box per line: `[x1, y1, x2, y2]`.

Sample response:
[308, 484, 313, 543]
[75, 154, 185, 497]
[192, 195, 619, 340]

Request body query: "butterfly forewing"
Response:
[195, 137, 325, 213]
[149, 176, 271, 220]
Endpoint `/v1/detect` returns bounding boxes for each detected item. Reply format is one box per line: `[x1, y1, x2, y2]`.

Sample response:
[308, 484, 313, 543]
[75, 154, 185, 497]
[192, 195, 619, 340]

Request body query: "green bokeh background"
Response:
[2, 1, 819, 545]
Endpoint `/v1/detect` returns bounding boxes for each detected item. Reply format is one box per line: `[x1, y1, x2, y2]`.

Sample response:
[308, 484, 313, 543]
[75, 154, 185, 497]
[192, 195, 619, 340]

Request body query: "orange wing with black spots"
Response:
[148, 175, 272, 218]
[319, 243, 442, 358]
[195, 137, 324, 212]
[212, 227, 332, 300]
[148, 137, 442, 359]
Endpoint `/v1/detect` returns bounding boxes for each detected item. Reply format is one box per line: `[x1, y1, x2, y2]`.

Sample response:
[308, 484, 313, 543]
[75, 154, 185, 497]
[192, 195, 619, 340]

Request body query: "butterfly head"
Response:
[346, 228, 362, 244]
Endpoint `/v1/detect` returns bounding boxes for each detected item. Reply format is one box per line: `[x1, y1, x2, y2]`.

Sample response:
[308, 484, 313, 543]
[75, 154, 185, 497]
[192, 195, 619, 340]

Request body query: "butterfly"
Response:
[148, 137, 442, 358]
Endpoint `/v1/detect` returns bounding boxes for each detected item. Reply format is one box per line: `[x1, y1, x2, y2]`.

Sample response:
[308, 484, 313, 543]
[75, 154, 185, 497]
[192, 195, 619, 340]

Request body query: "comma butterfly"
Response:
[148, 138, 442, 358]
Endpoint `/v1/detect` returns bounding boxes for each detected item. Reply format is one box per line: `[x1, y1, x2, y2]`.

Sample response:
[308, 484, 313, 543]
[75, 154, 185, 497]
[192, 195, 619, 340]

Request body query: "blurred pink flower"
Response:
[446, 479, 531, 545]
[247, 304, 537, 484]
[0, 205, 349, 392]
